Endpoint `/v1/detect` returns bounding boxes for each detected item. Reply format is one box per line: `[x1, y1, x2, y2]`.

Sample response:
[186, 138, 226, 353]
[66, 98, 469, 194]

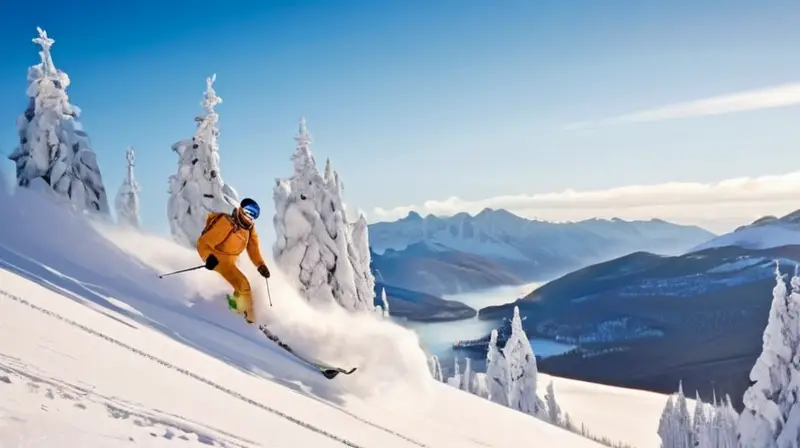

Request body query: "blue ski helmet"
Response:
[240, 198, 260, 220]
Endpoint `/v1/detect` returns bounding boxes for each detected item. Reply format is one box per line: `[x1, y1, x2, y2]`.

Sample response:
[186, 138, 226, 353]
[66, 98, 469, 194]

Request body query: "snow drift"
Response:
[0, 180, 432, 406]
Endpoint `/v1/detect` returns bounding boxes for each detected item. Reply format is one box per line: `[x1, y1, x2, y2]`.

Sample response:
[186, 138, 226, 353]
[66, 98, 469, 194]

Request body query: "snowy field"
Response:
[0, 184, 669, 447]
[538, 373, 696, 448]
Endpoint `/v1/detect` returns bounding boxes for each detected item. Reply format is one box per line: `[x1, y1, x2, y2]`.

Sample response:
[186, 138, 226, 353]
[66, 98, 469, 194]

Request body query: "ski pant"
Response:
[213, 255, 253, 317]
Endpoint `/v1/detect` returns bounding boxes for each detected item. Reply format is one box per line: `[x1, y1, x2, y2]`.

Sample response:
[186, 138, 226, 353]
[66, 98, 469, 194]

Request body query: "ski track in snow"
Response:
[0, 356, 252, 447]
[0, 288, 427, 448]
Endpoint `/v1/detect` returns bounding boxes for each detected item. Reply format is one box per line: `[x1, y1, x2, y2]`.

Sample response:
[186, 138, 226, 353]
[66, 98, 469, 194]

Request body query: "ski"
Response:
[256, 324, 357, 379]
[226, 293, 356, 379]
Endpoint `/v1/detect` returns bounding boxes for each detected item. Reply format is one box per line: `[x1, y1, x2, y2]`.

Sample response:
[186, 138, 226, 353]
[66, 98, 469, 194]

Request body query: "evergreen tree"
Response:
[379, 287, 390, 317]
[563, 413, 576, 432]
[673, 382, 693, 448]
[10, 27, 110, 216]
[486, 328, 510, 406]
[471, 373, 489, 399]
[692, 392, 709, 448]
[739, 261, 800, 448]
[114, 147, 141, 228]
[461, 357, 473, 393]
[657, 384, 693, 448]
[719, 395, 740, 448]
[446, 357, 462, 389]
[272, 118, 375, 312]
[349, 213, 376, 311]
[657, 394, 676, 448]
[167, 74, 238, 247]
[428, 354, 443, 382]
[545, 381, 563, 426]
[504, 306, 545, 418]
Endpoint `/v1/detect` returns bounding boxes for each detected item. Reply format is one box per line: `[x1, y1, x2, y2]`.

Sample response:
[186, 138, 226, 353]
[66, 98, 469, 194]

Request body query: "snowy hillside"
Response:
[689, 209, 800, 253]
[0, 181, 665, 447]
[369, 209, 715, 295]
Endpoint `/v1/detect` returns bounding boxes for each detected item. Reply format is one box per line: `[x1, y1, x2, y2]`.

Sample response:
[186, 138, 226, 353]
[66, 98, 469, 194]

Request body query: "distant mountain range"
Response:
[374, 281, 476, 322]
[690, 208, 800, 253]
[368, 208, 716, 296]
[473, 209, 800, 411]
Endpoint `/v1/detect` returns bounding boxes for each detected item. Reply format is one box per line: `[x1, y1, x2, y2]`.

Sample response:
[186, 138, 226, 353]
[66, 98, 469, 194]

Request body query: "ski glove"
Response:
[205, 254, 219, 270]
[258, 264, 271, 279]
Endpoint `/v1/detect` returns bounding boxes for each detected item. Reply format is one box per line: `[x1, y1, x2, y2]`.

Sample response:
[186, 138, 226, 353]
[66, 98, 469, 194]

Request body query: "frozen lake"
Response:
[395, 281, 575, 361]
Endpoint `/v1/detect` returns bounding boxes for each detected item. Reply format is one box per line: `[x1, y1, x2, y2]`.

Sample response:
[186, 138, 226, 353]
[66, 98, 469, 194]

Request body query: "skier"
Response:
[196, 198, 271, 323]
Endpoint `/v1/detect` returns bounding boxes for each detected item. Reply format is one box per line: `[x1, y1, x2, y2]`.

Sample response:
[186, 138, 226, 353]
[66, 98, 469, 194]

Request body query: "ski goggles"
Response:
[242, 204, 260, 220]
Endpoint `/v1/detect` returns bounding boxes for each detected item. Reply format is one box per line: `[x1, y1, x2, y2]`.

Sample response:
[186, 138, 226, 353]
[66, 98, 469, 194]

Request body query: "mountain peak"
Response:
[405, 211, 423, 221]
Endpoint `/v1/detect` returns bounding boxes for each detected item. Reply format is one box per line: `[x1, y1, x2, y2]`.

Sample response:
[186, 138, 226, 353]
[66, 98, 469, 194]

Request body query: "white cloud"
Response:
[565, 82, 800, 130]
[371, 171, 800, 234]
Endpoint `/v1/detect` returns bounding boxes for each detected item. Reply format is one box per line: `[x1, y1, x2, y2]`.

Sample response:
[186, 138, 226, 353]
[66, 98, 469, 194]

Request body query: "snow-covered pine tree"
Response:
[657, 384, 693, 448]
[705, 392, 721, 448]
[10, 27, 110, 216]
[777, 265, 800, 446]
[114, 147, 141, 228]
[428, 354, 443, 381]
[486, 328, 510, 406]
[461, 357, 473, 393]
[718, 395, 740, 448]
[472, 373, 489, 399]
[563, 413, 576, 432]
[272, 118, 374, 312]
[446, 357, 462, 389]
[545, 381, 563, 426]
[379, 287, 390, 317]
[349, 213, 376, 311]
[657, 394, 676, 448]
[673, 382, 693, 448]
[167, 74, 238, 247]
[739, 260, 799, 448]
[692, 391, 709, 448]
[504, 306, 545, 418]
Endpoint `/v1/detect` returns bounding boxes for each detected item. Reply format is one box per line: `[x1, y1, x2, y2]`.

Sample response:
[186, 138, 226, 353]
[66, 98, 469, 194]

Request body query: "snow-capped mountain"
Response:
[479, 243, 800, 413]
[368, 209, 715, 295]
[689, 208, 800, 253]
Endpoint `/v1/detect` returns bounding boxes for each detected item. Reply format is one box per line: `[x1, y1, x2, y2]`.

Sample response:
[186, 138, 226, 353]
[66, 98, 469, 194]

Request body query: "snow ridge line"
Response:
[0, 289, 385, 448]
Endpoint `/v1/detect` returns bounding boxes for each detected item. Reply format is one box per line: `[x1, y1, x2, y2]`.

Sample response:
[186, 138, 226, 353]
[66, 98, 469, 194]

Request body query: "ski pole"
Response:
[265, 278, 274, 307]
[158, 264, 205, 279]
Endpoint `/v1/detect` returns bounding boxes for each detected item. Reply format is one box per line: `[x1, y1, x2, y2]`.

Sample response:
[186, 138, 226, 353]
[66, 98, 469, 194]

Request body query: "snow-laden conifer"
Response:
[673, 382, 693, 448]
[472, 373, 489, 399]
[114, 147, 141, 228]
[739, 261, 800, 447]
[545, 381, 563, 426]
[461, 357, 473, 393]
[10, 27, 110, 216]
[349, 213, 376, 310]
[428, 354, 443, 381]
[167, 74, 238, 247]
[657, 394, 676, 448]
[379, 287, 390, 317]
[503, 306, 545, 418]
[486, 328, 510, 406]
[272, 118, 374, 312]
[446, 357, 462, 389]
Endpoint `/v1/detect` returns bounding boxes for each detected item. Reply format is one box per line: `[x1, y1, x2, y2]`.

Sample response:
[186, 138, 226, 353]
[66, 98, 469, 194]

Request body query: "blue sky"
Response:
[2, 0, 800, 241]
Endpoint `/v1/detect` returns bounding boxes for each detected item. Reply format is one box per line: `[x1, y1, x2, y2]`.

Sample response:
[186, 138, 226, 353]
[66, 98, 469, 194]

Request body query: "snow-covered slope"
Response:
[539, 373, 698, 448]
[689, 209, 800, 253]
[0, 184, 618, 447]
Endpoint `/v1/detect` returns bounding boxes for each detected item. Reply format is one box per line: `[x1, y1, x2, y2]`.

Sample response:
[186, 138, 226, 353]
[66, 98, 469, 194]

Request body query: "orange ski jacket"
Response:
[196, 209, 266, 269]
